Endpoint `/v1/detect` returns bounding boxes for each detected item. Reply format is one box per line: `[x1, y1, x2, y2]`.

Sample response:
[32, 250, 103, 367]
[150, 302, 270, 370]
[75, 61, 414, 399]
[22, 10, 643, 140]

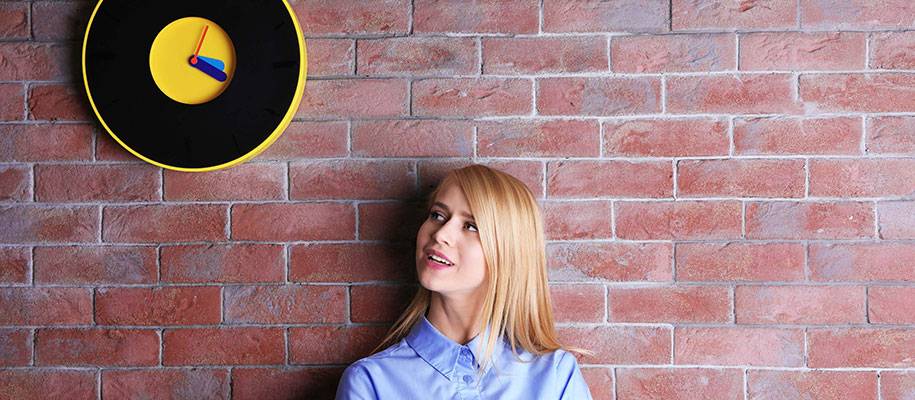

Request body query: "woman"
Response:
[335, 164, 594, 399]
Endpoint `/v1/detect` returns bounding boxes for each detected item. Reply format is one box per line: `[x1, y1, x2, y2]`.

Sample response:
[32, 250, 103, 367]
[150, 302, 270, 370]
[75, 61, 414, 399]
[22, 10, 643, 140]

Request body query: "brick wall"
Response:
[2, 1, 915, 399]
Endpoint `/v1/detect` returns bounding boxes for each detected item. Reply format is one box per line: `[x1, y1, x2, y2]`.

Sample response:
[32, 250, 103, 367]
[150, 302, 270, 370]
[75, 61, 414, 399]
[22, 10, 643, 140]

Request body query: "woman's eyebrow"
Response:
[433, 201, 475, 220]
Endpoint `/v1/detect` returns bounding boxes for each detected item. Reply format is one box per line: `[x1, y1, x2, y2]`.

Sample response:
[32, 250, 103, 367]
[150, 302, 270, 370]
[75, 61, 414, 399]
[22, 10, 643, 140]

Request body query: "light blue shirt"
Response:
[335, 315, 593, 399]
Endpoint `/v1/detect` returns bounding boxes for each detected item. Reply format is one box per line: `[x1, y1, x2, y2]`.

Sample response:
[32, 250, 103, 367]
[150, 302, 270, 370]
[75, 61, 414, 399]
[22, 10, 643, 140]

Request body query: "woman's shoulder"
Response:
[344, 339, 411, 371]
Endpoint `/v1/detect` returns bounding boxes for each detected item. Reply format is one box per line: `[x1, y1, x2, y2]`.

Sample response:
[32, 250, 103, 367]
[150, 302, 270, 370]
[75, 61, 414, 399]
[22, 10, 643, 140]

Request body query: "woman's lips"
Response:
[425, 257, 453, 270]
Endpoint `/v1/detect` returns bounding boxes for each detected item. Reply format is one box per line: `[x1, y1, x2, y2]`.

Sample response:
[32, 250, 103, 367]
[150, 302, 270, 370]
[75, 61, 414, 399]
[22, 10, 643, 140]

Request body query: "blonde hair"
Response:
[368, 164, 594, 377]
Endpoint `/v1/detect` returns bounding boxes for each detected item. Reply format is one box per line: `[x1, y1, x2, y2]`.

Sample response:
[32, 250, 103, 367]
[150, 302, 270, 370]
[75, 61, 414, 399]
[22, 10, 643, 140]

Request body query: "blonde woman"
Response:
[335, 164, 594, 399]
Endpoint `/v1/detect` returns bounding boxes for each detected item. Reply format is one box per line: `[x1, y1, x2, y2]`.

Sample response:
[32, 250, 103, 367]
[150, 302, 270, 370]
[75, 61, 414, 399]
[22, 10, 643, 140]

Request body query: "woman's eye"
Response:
[429, 211, 443, 221]
[466, 223, 478, 232]
[430, 211, 477, 232]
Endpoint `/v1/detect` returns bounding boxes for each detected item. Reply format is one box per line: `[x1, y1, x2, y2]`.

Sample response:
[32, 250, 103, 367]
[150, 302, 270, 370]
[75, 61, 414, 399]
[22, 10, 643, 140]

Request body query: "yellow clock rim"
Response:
[81, 0, 308, 172]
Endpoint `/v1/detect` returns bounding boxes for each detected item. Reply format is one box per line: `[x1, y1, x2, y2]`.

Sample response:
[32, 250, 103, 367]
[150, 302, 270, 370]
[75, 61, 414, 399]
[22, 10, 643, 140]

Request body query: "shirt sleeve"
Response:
[557, 351, 593, 400]
[335, 362, 377, 400]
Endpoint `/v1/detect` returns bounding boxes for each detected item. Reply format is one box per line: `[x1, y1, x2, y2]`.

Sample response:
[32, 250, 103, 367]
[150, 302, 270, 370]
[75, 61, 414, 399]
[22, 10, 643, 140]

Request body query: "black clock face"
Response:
[83, 0, 307, 171]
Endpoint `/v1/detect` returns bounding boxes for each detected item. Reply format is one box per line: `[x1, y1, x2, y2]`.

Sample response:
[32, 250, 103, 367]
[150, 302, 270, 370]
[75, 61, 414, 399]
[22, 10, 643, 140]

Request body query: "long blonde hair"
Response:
[368, 164, 594, 376]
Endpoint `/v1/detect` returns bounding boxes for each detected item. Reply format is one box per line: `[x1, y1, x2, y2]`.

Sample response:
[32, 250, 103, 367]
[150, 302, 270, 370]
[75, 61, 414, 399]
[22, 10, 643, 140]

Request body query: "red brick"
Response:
[413, 78, 532, 117]
[164, 163, 284, 201]
[296, 79, 408, 118]
[0, 329, 30, 366]
[289, 243, 413, 283]
[305, 39, 354, 77]
[0, 83, 23, 121]
[878, 201, 915, 239]
[882, 371, 915, 400]
[675, 242, 805, 282]
[801, 0, 915, 29]
[160, 244, 285, 283]
[558, 326, 670, 364]
[810, 243, 915, 282]
[740, 32, 865, 71]
[288, 325, 388, 364]
[0, 370, 96, 400]
[547, 160, 672, 198]
[36, 328, 158, 366]
[352, 120, 473, 158]
[672, 0, 796, 30]
[810, 159, 915, 197]
[163, 328, 284, 366]
[28, 84, 91, 121]
[483, 37, 608, 74]
[414, 0, 537, 34]
[677, 159, 805, 198]
[736, 285, 866, 324]
[0, 3, 28, 39]
[357, 37, 476, 76]
[231, 203, 354, 241]
[103, 369, 230, 400]
[543, 200, 613, 240]
[667, 74, 798, 114]
[615, 201, 742, 240]
[869, 287, 915, 324]
[544, 0, 668, 33]
[0, 205, 98, 243]
[676, 327, 804, 366]
[104, 205, 227, 243]
[224, 285, 346, 324]
[95, 286, 222, 326]
[617, 368, 743, 399]
[748, 370, 877, 400]
[289, 160, 415, 200]
[418, 159, 545, 198]
[581, 368, 614, 400]
[801, 73, 915, 113]
[34, 246, 156, 285]
[95, 133, 145, 162]
[231, 367, 344, 400]
[610, 285, 729, 323]
[0, 287, 91, 325]
[0, 164, 30, 201]
[612, 34, 735, 72]
[871, 32, 915, 70]
[255, 121, 348, 160]
[747, 201, 874, 240]
[31, 1, 90, 41]
[808, 328, 915, 368]
[291, 0, 409, 35]
[358, 200, 427, 242]
[734, 117, 861, 155]
[478, 120, 600, 157]
[350, 284, 416, 323]
[603, 118, 729, 157]
[550, 284, 604, 323]
[868, 116, 915, 155]
[547, 242, 672, 282]
[35, 164, 159, 202]
[0, 43, 68, 80]
[0, 246, 28, 283]
[0, 124, 93, 161]
[538, 77, 661, 116]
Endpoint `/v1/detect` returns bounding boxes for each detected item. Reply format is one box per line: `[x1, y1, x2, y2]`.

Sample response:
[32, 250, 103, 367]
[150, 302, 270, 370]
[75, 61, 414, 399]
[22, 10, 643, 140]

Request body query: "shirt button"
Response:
[463, 375, 473, 384]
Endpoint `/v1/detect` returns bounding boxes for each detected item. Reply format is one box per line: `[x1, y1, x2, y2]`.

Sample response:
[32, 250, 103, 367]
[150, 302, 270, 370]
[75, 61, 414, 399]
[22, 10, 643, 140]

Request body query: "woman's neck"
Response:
[427, 291, 484, 345]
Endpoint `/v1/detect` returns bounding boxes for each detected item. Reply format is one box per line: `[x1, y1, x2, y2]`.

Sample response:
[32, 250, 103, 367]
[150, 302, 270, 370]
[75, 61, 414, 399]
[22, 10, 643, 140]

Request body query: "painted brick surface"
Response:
[2, 1, 914, 399]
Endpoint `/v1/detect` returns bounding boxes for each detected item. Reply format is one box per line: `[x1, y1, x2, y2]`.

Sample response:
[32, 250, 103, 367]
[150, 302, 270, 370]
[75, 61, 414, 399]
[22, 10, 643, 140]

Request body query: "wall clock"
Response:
[82, 0, 307, 172]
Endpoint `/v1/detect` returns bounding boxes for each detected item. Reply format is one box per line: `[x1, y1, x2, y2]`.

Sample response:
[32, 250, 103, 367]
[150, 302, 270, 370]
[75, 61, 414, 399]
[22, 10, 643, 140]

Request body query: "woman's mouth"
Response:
[425, 256, 454, 270]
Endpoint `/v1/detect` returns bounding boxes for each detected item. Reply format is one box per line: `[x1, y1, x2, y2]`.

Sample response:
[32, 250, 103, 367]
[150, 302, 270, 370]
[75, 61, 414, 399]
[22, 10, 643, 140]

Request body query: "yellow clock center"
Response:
[149, 17, 236, 105]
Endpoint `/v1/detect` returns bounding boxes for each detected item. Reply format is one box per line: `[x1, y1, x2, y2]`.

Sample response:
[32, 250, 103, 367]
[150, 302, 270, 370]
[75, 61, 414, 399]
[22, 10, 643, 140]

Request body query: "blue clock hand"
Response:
[196, 55, 225, 71]
[188, 55, 227, 82]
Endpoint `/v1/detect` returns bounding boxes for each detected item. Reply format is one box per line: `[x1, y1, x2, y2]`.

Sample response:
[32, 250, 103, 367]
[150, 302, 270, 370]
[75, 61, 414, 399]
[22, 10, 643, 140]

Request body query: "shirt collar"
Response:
[405, 314, 505, 380]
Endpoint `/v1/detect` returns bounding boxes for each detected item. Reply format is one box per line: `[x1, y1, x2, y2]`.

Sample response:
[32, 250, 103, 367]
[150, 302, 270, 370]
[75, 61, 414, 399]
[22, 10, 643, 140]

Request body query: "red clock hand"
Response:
[191, 25, 209, 65]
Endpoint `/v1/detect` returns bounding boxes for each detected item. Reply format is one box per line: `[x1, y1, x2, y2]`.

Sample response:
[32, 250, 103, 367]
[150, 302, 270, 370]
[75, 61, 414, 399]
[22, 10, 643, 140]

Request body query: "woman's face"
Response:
[415, 182, 488, 298]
